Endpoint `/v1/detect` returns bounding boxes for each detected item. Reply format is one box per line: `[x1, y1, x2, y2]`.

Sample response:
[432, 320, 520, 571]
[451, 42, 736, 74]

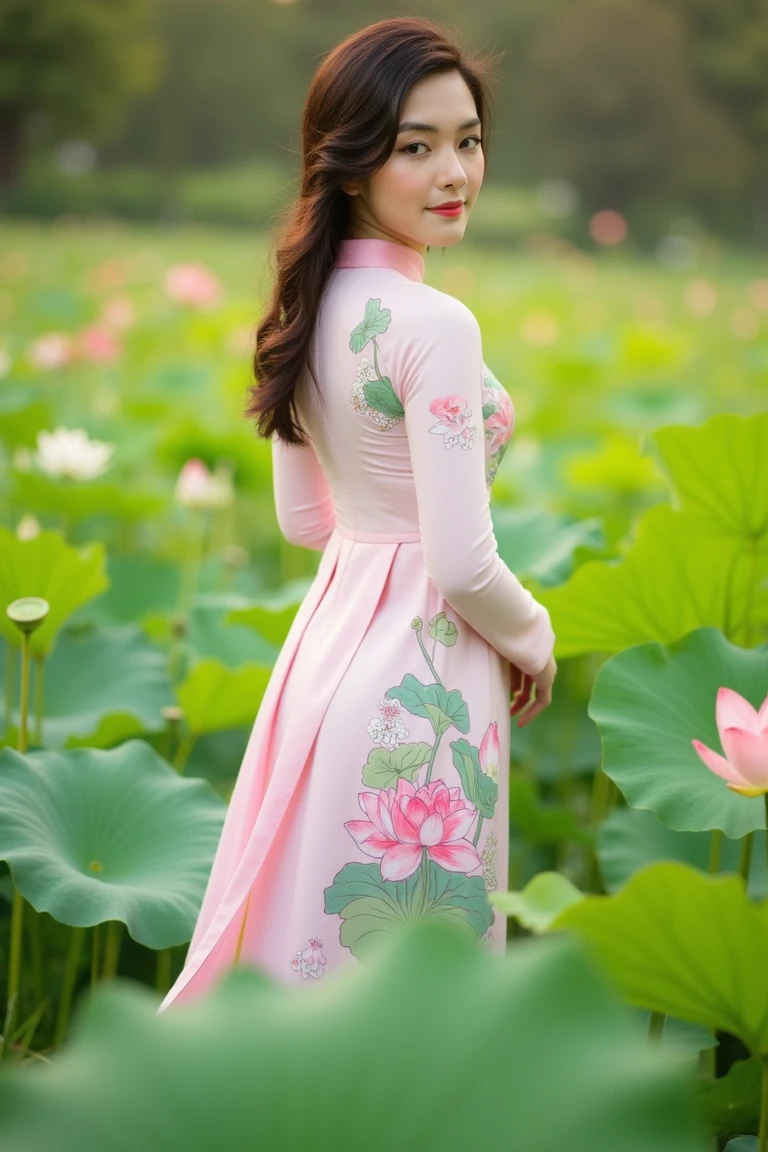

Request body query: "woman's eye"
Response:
[402, 136, 482, 156]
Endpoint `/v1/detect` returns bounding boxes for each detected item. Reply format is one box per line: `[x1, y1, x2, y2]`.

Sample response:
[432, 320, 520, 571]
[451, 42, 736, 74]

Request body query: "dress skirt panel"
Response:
[158, 527, 510, 1010]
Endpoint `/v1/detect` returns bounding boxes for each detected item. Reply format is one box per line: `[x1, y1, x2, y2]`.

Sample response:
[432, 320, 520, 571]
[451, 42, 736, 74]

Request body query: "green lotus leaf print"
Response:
[348, 297, 404, 430]
[386, 674, 470, 735]
[324, 859, 493, 959]
[361, 742, 434, 790]
[348, 297, 391, 353]
[451, 737, 499, 820]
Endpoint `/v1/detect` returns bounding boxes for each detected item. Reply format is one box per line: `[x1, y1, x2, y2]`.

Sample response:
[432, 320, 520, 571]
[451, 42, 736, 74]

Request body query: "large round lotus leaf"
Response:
[0, 528, 108, 657]
[597, 807, 768, 900]
[589, 627, 768, 839]
[176, 659, 271, 735]
[699, 1057, 761, 1142]
[562, 431, 667, 498]
[81, 555, 181, 625]
[6, 624, 174, 749]
[0, 386, 51, 448]
[188, 593, 278, 665]
[552, 861, 768, 1058]
[538, 503, 767, 657]
[0, 922, 704, 1152]
[644, 413, 768, 545]
[491, 505, 604, 588]
[226, 578, 314, 646]
[0, 740, 226, 948]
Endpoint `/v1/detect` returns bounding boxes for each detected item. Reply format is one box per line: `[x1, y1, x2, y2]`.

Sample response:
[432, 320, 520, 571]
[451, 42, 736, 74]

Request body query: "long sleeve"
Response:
[271, 431, 337, 552]
[386, 291, 555, 677]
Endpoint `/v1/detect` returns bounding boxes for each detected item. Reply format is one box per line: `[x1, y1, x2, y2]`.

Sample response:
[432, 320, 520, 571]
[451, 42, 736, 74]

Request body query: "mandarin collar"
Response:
[334, 238, 425, 283]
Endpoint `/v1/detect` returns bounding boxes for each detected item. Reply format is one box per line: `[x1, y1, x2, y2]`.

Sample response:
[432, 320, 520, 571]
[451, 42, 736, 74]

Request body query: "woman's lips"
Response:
[428, 203, 464, 217]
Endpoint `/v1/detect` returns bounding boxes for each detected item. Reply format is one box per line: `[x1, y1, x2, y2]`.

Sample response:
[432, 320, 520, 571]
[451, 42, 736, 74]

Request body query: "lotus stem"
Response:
[473, 814, 484, 847]
[3, 642, 13, 740]
[3, 888, 24, 1061]
[102, 921, 124, 980]
[91, 922, 101, 987]
[53, 926, 85, 1048]
[155, 948, 171, 994]
[18, 631, 29, 753]
[33, 653, 44, 746]
[173, 732, 196, 775]
[25, 904, 44, 1007]
[739, 831, 754, 889]
[647, 1010, 666, 1045]
[708, 829, 723, 873]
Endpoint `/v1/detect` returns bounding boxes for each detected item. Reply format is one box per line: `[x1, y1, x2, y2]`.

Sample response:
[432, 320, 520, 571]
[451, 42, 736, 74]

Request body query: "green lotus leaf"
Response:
[538, 504, 768, 657]
[82, 555, 182, 625]
[551, 861, 768, 1057]
[12, 470, 166, 523]
[507, 777, 593, 846]
[0, 922, 704, 1152]
[0, 386, 51, 448]
[348, 297, 391, 353]
[362, 376, 404, 418]
[645, 412, 768, 545]
[189, 592, 279, 665]
[0, 528, 108, 657]
[724, 1137, 758, 1151]
[225, 579, 312, 646]
[361, 743, 433, 789]
[0, 740, 226, 947]
[597, 807, 768, 900]
[563, 431, 667, 497]
[176, 659, 272, 734]
[589, 627, 768, 839]
[698, 1056, 761, 1141]
[492, 505, 605, 588]
[490, 870, 584, 933]
[324, 859, 492, 959]
[5, 624, 174, 749]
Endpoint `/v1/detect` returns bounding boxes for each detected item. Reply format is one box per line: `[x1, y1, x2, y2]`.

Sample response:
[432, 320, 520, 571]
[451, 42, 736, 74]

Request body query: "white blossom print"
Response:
[289, 936, 327, 979]
[367, 696, 410, 751]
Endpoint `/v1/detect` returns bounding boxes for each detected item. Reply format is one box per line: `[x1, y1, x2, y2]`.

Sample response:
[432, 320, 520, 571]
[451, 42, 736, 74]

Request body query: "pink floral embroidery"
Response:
[344, 777, 482, 882]
[428, 393, 477, 450]
[290, 936, 327, 979]
[482, 383, 514, 455]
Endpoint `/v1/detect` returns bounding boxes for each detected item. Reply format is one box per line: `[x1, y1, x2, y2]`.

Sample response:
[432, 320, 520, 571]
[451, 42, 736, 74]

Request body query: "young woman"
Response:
[158, 15, 556, 1010]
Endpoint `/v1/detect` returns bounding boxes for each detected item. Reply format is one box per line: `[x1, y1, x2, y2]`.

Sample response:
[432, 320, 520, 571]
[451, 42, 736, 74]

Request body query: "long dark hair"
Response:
[245, 16, 500, 447]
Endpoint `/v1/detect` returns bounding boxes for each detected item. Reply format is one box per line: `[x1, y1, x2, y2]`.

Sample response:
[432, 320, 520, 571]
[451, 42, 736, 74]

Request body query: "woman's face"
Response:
[342, 69, 485, 255]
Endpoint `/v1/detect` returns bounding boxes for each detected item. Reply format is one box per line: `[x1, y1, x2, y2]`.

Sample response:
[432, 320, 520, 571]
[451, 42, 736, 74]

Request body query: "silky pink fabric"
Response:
[157, 238, 555, 1011]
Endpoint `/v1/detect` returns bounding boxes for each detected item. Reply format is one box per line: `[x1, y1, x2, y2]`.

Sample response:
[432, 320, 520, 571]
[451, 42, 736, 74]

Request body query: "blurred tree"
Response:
[507, 0, 747, 215]
[658, 0, 768, 242]
[0, 0, 161, 189]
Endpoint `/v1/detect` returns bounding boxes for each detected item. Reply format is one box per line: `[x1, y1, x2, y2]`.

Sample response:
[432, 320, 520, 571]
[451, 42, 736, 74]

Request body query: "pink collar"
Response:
[335, 238, 425, 283]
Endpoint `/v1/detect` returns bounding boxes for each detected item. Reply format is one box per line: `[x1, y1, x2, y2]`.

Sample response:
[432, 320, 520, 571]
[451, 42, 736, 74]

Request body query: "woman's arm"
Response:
[271, 431, 337, 552]
[389, 292, 555, 677]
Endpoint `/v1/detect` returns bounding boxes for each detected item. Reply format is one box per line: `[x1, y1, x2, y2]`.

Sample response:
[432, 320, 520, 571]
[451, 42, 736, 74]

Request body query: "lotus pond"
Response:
[0, 218, 766, 1151]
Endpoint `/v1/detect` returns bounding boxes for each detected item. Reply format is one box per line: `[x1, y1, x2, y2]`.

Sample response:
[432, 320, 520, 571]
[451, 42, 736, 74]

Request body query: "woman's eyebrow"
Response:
[396, 117, 481, 133]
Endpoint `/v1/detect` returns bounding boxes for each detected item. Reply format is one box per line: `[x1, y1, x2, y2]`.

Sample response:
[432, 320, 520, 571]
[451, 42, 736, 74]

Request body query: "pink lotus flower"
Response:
[479, 721, 500, 784]
[100, 296, 136, 332]
[692, 687, 768, 797]
[482, 384, 514, 455]
[76, 324, 121, 363]
[163, 263, 222, 309]
[429, 393, 474, 437]
[345, 777, 482, 882]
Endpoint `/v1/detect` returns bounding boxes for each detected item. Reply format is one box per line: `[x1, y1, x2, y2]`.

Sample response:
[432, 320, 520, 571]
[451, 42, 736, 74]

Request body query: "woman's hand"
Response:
[509, 653, 557, 727]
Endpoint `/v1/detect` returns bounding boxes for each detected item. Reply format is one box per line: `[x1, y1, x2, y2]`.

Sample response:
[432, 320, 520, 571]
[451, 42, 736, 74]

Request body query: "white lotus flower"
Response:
[16, 514, 41, 540]
[34, 426, 116, 481]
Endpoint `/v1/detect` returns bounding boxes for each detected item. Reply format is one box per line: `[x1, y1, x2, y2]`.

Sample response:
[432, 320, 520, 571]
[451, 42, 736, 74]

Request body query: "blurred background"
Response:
[2, 0, 768, 249]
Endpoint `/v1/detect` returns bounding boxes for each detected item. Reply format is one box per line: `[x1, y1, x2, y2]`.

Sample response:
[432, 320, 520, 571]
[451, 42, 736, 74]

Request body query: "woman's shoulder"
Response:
[390, 279, 480, 336]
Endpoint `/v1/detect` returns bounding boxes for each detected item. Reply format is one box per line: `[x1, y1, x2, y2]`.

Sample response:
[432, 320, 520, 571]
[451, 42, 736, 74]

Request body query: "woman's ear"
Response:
[340, 182, 360, 196]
